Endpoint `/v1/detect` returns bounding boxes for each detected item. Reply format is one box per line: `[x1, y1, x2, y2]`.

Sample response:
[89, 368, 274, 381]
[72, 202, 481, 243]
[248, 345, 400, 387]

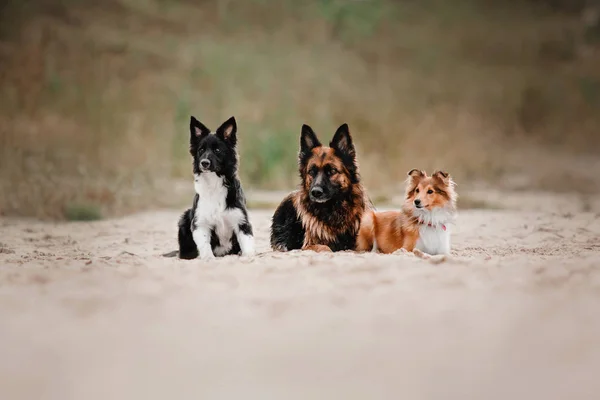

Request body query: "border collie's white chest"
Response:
[192, 172, 250, 257]
[194, 172, 227, 223]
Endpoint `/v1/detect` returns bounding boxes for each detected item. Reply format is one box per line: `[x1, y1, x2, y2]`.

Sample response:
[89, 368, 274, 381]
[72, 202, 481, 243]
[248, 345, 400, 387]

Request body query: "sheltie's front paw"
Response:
[413, 249, 431, 259]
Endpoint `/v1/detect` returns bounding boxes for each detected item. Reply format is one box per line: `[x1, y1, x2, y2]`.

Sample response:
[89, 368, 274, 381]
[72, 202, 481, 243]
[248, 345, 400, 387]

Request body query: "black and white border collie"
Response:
[173, 116, 255, 260]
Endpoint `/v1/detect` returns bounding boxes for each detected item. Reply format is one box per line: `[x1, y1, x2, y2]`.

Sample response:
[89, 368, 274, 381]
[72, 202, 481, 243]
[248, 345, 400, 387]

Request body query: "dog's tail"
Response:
[162, 250, 179, 258]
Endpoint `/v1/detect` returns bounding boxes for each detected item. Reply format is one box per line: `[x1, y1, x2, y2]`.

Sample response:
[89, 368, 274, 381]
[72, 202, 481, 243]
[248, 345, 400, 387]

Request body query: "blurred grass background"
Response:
[1, 0, 599, 219]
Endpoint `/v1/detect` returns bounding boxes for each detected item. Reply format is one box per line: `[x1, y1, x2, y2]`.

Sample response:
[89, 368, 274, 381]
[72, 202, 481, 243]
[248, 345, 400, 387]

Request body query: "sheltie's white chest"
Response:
[412, 207, 454, 256]
[415, 224, 451, 255]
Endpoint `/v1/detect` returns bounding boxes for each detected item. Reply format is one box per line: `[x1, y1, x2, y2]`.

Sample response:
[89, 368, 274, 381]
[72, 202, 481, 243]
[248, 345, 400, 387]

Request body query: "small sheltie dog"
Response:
[357, 169, 457, 256]
[163, 116, 255, 260]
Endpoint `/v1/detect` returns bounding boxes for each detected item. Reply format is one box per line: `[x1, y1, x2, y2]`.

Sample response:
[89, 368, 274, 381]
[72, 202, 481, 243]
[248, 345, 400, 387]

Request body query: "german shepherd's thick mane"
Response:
[293, 182, 367, 245]
[270, 123, 371, 252]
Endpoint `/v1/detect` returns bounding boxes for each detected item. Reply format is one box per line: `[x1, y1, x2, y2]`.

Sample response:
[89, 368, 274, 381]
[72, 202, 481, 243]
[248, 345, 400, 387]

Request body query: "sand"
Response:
[1, 202, 600, 400]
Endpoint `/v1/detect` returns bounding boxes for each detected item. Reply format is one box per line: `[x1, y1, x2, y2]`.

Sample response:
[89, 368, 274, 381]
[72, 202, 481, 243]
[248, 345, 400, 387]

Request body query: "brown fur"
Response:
[303, 147, 352, 194]
[293, 157, 369, 251]
[357, 169, 456, 254]
[270, 123, 373, 253]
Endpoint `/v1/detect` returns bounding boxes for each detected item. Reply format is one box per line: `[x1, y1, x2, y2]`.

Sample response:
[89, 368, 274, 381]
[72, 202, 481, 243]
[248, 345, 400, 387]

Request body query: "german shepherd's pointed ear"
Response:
[190, 116, 210, 153]
[300, 124, 321, 157]
[215, 116, 237, 147]
[330, 123, 355, 160]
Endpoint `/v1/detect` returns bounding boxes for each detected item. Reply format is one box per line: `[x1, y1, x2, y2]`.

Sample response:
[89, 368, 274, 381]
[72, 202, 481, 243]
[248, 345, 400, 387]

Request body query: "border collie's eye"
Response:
[415, 188, 420, 194]
[199, 147, 205, 153]
[427, 189, 433, 194]
[215, 148, 221, 153]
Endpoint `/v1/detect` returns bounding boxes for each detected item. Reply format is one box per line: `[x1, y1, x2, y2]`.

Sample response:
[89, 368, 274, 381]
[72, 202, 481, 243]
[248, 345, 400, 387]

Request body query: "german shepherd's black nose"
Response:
[200, 159, 211, 169]
[310, 187, 324, 199]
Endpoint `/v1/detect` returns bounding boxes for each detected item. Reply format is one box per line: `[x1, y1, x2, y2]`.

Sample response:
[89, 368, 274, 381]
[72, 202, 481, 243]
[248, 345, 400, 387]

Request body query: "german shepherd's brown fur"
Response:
[270, 123, 371, 253]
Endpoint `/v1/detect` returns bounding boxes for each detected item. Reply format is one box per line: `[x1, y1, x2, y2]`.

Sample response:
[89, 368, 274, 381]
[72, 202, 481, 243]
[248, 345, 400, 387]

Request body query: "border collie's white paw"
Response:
[177, 116, 254, 261]
[198, 250, 215, 261]
[243, 248, 256, 257]
[238, 233, 255, 257]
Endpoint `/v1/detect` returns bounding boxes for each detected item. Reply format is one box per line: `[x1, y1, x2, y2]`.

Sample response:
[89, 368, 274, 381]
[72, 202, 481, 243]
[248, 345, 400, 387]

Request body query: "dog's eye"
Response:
[199, 147, 205, 153]
[328, 168, 338, 176]
[415, 188, 420, 194]
[427, 189, 433, 194]
[308, 167, 317, 177]
[214, 148, 221, 153]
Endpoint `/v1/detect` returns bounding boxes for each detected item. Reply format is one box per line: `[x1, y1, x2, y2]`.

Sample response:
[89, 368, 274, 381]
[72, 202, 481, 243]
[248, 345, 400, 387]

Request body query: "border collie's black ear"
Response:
[215, 116, 237, 147]
[190, 116, 210, 139]
[190, 116, 210, 152]
[300, 124, 321, 158]
[330, 123, 355, 159]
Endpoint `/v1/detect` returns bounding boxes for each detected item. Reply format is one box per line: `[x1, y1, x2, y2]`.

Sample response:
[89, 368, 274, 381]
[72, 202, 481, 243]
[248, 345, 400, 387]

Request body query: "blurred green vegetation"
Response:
[64, 203, 103, 221]
[0, 0, 599, 219]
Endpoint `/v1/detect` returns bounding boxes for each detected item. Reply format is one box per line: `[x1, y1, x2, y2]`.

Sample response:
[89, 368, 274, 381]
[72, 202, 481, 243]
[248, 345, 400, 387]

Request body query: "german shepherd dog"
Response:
[164, 116, 255, 260]
[270, 123, 370, 253]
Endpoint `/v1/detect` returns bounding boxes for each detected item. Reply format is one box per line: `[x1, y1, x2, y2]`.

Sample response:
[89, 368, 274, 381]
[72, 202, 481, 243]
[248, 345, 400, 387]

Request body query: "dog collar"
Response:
[421, 222, 446, 231]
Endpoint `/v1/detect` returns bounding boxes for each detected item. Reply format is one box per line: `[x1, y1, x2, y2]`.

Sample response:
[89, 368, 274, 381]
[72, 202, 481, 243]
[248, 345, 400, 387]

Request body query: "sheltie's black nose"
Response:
[414, 199, 422, 207]
[200, 159, 211, 169]
[311, 187, 324, 199]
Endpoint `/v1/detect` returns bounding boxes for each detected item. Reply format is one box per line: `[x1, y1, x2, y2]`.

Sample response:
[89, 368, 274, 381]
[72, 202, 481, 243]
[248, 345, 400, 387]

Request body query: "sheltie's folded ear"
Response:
[407, 169, 425, 179]
[404, 169, 425, 197]
[432, 170, 451, 185]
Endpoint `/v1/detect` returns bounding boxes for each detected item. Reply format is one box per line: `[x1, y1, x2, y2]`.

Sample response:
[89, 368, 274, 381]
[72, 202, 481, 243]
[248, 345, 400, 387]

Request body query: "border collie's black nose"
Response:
[311, 187, 324, 199]
[414, 199, 422, 207]
[200, 159, 211, 169]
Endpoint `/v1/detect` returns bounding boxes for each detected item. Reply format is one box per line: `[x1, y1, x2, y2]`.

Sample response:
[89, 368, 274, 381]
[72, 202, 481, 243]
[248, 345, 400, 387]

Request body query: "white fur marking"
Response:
[237, 231, 255, 256]
[192, 227, 215, 260]
[412, 206, 454, 255]
[192, 172, 254, 258]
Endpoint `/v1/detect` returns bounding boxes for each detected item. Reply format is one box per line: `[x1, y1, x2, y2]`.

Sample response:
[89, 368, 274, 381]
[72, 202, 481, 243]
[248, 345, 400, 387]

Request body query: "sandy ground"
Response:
[1, 203, 600, 400]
